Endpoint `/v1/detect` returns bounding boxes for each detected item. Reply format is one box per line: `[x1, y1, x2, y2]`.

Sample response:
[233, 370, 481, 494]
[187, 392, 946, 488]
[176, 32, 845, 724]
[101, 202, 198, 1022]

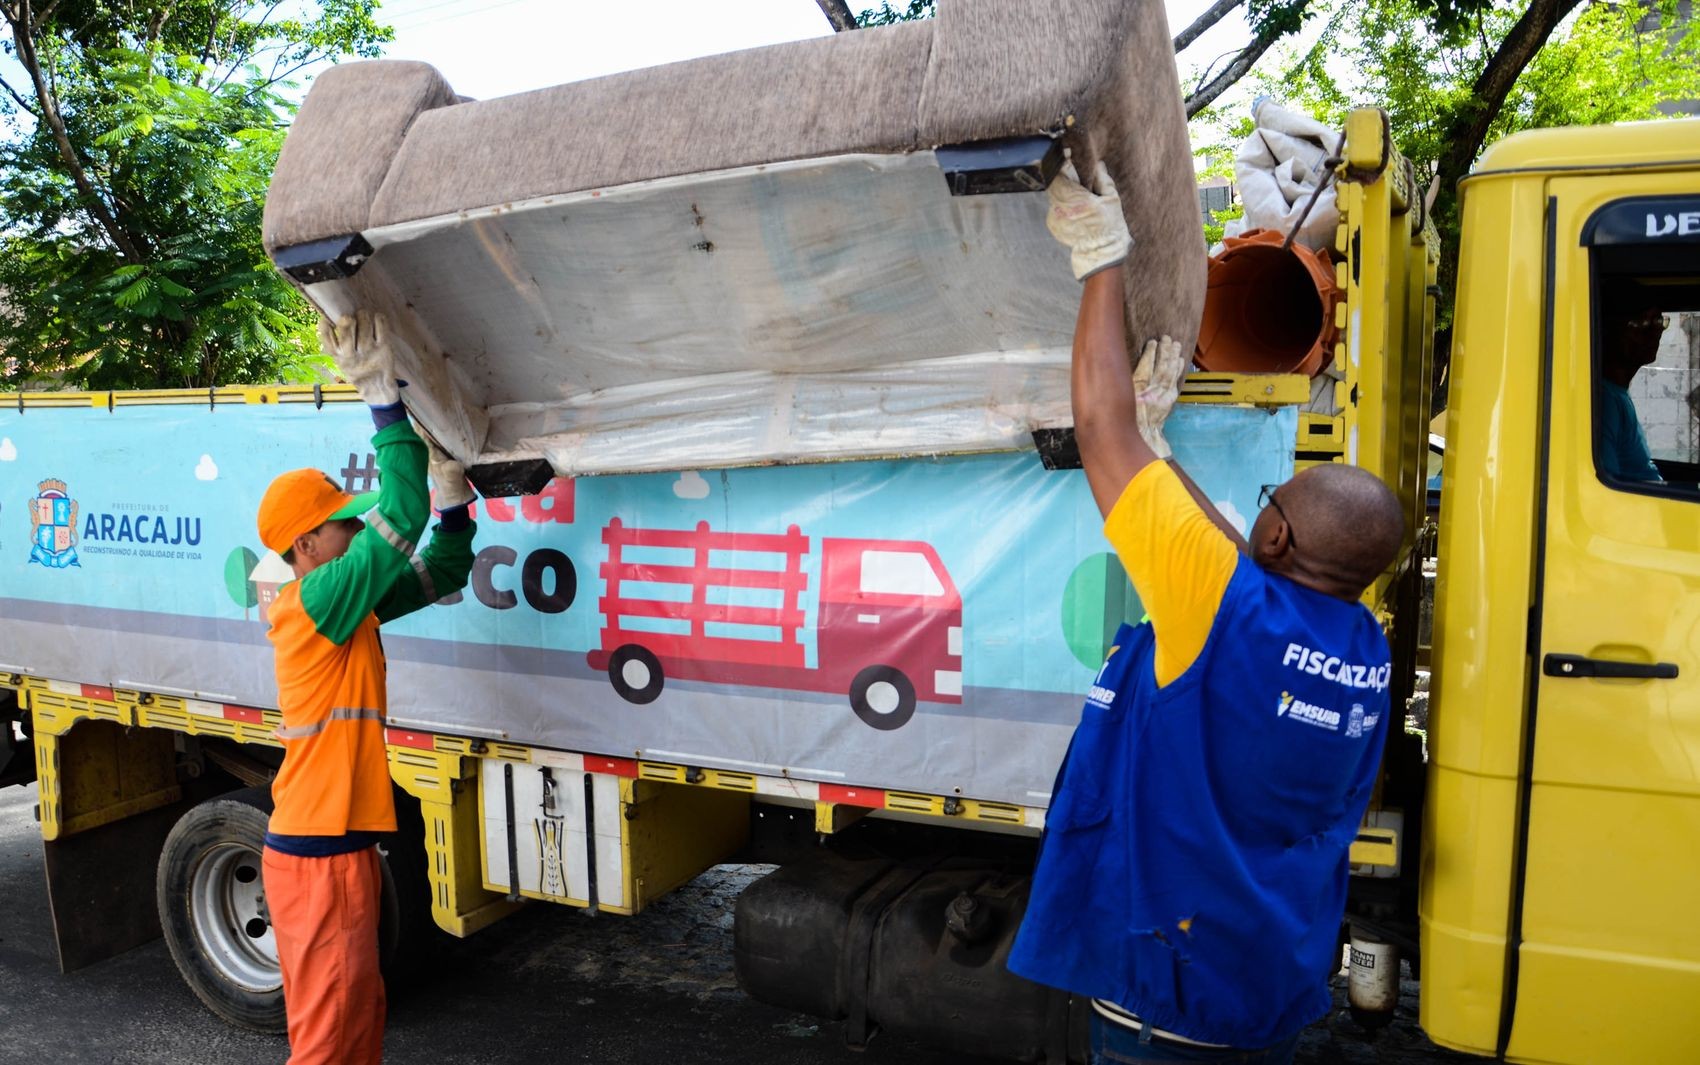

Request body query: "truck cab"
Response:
[818, 537, 964, 728]
[1423, 118, 1700, 1064]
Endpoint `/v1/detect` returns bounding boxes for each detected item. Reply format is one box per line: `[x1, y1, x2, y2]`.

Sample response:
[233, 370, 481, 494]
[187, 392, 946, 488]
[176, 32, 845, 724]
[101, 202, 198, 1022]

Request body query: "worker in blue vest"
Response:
[1008, 162, 1406, 1063]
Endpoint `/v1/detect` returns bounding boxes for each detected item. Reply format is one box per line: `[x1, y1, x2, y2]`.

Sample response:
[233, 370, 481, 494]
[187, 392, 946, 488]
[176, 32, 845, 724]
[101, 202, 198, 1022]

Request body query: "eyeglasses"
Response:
[1259, 483, 1296, 549]
[1627, 314, 1670, 333]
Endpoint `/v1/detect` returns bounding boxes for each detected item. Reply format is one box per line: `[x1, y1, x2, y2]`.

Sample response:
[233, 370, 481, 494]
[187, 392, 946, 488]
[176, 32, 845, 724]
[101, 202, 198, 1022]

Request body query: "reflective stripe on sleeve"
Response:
[409, 553, 438, 603]
[275, 706, 386, 740]
[368, 514, 418, 559]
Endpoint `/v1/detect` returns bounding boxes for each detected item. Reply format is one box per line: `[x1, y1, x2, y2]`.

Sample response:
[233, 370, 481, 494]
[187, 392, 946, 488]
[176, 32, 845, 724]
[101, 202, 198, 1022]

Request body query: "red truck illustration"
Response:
[587, 519, 962, 730]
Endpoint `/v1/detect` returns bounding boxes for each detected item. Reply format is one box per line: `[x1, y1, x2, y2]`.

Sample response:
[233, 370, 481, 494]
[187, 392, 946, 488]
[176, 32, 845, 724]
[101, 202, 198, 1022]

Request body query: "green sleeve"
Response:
[374, 519, 478, 624]
[298, 420, 431, 645]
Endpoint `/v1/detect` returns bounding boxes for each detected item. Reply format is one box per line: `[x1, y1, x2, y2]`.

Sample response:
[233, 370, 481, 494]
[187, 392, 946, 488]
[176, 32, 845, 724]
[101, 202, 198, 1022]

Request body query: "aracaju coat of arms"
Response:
[29, 478, 80, 569]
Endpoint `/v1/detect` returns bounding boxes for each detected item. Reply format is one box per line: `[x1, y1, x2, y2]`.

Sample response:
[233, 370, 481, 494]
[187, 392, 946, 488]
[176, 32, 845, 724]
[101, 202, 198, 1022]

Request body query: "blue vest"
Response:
[1009, 556, 1391, 1048]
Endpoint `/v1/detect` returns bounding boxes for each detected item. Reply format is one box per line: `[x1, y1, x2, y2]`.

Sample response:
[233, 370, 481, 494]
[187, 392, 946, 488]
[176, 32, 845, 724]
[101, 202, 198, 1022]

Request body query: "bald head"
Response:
[1251, 464, 1404, 599]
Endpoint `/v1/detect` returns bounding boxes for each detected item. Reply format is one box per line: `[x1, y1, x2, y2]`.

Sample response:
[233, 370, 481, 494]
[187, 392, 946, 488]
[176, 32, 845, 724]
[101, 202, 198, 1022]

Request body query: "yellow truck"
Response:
[0, 11, 1696, 1063]
[1420, 119, 1700, 1063]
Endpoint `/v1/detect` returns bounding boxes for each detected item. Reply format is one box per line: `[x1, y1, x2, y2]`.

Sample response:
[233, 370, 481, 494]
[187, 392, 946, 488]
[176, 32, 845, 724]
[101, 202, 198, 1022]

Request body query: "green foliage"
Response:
[0, 2, 390, 390]
[1204, 203, 1245, 248]
[224, 544, 259, 609]
[1503, 2, 1700, 135]
[1218, 0, 1698, 195]
[855, 1, 934, 28]
[1243, 0, 1316, 43]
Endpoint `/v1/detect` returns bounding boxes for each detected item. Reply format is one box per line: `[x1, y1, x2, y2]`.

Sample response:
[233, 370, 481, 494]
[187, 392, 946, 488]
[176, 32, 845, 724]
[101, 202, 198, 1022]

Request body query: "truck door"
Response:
[1507, 183, 1700, 1064]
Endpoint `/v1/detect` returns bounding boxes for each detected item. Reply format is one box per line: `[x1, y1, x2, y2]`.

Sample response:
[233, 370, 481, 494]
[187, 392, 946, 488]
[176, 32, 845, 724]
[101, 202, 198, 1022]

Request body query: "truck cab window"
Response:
[860, 550, 946, 597]
[1592, 249, 1700, 495]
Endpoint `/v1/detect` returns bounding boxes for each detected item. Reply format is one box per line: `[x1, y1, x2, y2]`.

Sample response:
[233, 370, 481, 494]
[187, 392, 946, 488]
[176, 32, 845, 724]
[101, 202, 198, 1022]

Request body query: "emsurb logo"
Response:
[1086, 644, 1121, 709]
[28, 478, 80, 569]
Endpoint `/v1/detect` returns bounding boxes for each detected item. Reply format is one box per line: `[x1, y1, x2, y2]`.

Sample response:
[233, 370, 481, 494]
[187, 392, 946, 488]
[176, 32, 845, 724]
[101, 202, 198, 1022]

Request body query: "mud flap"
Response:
[44, 794, 195, 972]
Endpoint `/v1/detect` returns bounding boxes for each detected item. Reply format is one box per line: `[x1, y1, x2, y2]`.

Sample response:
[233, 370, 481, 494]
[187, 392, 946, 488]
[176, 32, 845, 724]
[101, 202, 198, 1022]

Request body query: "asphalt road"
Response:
[0, 782, 1476, 1065]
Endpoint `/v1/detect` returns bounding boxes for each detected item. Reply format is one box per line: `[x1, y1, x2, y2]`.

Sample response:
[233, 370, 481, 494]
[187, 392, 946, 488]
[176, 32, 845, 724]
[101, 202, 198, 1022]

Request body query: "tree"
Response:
[0, 1, 390, 390]
[1180, 0, 1316, 117]
[815, 0, 860, 32]
[1204, 0, 1698, 398]
[852, 0, 933, 27]
[833, 0, 1322, 118]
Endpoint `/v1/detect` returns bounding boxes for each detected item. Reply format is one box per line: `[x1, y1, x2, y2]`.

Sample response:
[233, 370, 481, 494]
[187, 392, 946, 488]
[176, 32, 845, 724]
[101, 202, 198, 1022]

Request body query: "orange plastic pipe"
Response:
[1194, 228, 1342, 377]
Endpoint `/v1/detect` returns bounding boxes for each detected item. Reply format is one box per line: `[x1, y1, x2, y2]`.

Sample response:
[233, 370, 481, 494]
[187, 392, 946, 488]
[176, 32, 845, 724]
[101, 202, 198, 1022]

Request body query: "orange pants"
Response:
[263, 846, 386, 1065]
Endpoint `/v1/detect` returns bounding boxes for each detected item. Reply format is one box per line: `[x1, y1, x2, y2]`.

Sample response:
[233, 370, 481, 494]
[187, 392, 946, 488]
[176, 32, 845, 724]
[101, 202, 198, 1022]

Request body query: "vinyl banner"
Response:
[0, 402, 1295, 806]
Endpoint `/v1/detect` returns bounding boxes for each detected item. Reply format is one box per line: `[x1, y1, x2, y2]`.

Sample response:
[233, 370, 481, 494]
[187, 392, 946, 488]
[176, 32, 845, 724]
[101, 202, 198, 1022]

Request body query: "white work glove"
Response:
[318, 310, 401, 407]
[427, 441, 475, 511]
[1132, 336, 1187, 460]
[1046, 160, 1132, 281]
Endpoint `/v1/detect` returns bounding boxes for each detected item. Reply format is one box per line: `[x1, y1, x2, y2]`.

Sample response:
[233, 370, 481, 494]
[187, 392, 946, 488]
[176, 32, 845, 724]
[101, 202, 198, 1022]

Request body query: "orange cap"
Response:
[257, 469, 378, 554]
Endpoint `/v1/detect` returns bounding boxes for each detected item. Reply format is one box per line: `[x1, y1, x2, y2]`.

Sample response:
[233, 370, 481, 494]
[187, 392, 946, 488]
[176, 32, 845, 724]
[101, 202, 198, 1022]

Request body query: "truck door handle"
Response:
[1543, 653, 1678, 680]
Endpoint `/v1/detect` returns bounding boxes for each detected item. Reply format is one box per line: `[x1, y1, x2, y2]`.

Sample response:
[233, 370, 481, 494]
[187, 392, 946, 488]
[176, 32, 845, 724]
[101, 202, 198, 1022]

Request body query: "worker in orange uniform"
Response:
[256, 310, 478, 1064]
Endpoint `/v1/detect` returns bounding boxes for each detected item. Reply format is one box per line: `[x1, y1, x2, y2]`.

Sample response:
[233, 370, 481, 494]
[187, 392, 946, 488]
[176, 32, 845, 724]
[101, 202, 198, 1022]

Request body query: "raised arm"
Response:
[1047, 165, 1240, 685]
[1070, 266, 1163, 515]
[1049, 163, 1246, 548]
[374, 441, 478, 623]
[1047, 163, 1159, 516]
[296, 311, 435, 644]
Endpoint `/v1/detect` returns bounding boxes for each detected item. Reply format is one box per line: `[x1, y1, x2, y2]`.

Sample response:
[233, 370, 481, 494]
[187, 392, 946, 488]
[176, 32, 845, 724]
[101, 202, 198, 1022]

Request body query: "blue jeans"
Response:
[1089, 1012, 1301, 1064]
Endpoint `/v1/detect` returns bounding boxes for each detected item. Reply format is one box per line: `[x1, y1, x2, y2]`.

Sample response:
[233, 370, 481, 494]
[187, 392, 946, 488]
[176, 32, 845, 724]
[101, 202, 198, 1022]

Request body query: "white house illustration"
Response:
[252, 550, 295, 623]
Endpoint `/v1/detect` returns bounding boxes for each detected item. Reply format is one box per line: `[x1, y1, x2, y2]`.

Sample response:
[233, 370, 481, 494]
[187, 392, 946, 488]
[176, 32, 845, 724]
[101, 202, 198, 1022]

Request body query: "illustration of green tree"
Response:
[224, 546, 258, 620]
[1060, 553, 1145, 670]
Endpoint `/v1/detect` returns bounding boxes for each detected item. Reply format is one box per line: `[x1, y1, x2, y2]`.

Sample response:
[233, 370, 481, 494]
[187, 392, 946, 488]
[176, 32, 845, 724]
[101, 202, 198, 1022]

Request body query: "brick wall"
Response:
[1627, 313, 1700, 460]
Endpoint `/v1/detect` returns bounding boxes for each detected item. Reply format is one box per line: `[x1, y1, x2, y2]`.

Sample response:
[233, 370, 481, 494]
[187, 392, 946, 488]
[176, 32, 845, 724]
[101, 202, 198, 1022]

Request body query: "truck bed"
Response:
[0, 394, 1292, 808]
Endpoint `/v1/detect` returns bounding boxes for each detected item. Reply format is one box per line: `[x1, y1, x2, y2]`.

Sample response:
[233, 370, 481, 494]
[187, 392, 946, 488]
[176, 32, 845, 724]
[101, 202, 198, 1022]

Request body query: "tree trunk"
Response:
[1427, 0, 1584, 411]
[1432, 0, 1585, 199]
[815, 0, 860, 32]
[1184, 29, 1285, 117]
[2, 2, 148, 262]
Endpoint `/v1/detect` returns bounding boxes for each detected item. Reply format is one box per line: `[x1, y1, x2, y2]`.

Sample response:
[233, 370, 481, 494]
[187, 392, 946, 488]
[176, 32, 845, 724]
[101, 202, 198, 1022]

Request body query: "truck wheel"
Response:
[608, 644, 665, 704]
[849, 665, 917, 730]
[157, 786, 415, 1032]
[156, 786, 286, 1033]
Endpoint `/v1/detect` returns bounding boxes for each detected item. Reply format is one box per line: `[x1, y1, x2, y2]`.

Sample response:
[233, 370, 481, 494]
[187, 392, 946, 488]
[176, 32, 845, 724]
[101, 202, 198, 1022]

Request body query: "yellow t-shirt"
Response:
[1101, 462, 1239, 687]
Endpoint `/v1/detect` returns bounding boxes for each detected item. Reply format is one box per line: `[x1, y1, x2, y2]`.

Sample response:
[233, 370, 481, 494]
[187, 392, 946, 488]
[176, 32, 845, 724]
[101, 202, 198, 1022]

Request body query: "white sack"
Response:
[1224, 97, 1342, 252]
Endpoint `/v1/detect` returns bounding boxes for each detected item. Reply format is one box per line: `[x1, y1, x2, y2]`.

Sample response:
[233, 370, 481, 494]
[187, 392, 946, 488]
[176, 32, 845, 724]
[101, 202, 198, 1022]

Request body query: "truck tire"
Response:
[608, 643, 665, 704]
[849, 665, 916, 730]
[156, 786, 286, 1032]
[157, 786, 418, 1032]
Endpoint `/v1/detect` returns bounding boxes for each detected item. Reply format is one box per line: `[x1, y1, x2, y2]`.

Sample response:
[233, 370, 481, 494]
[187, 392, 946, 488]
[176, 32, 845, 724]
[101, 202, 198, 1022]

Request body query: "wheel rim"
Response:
[190, 842, 279, 992]
[865, 681, 901, 715]
[621, 658, 652, 690]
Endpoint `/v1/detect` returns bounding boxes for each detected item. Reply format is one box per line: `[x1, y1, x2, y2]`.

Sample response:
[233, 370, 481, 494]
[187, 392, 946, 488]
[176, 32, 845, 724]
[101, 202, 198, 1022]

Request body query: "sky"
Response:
[373, 0, 1252, 101]
[0, 2, 1262, 141]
